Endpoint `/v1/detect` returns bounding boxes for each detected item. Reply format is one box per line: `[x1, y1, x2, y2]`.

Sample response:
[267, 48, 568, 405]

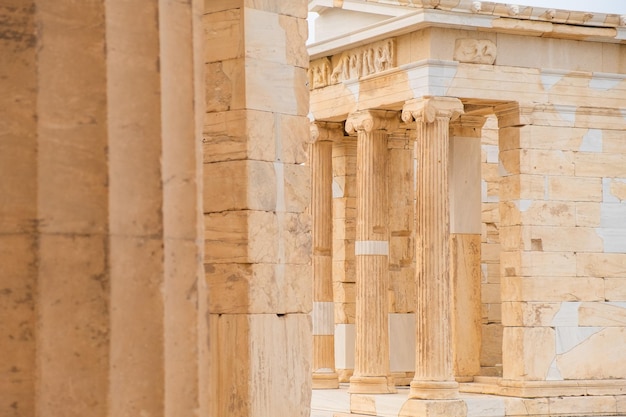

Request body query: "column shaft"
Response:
[403, 97, 464, 400]
[346, 110, 398, 394]
[310, 122, 340, 389]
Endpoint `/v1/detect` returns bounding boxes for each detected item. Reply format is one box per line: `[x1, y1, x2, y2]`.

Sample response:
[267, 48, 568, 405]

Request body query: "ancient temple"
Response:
[308, 1, 626, 416]
[1, 0, 625, 416]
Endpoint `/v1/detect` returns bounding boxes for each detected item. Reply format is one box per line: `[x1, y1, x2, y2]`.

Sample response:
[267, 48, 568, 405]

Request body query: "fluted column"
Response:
[402, 97, 464, 400]
[310, 122, 342, 389]
[346, 110, 399, 394]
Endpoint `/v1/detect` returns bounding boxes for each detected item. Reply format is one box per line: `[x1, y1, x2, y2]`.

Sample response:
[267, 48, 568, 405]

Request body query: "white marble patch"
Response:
[388, 313, 415, 372]
[514, 199, 532, 212]
[465, 395, 506, 417]
[553, 104, 576, 125]
[551, 302, 580, 326]
[481, 179, 498, 203]
[546, 358, 564, 381]
[589, 73, 624, 91]
[555, 326, 602, 354]
[596, 228, 626, 253]
[355, 240, 389, 256]
[332, 178, 344, 198]
[541, 72, 564, 91]
[483, 144, 499, 164]
[345, 79, 359, 103]
[600, 203, 626, 228]
[334, 323, 355, 369]
[580, 129, 603, 153]
[312, 302, 335, 336]
[603, 178, 620, 203]
[428, 60, 459, 97]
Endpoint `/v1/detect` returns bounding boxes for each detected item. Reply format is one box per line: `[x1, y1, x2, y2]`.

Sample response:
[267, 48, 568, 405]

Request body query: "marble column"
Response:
[346, 110, 399, 394]
[402, 97, 464, 401]
[310, 122, 342, 389]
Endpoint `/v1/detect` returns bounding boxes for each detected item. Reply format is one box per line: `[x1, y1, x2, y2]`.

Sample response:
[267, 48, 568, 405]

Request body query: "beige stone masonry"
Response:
[402, 96, 464, 401]
[347, 109, 399, 394]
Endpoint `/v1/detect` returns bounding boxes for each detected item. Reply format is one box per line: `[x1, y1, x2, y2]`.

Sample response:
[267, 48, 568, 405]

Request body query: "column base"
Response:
[409, 380, 460, 400]
[399, 398, 466, 417]
[348, 375, 397, 394]
[313, 371, 340, 389]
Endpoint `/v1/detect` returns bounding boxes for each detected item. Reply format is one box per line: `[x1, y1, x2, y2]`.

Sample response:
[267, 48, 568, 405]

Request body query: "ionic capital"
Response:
[309, 121, 344, 143]
[345, 110, 399, 135]
[402, 97, 464, 125]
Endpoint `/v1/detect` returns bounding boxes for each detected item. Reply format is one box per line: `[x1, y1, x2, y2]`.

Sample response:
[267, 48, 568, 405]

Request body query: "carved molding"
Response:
[309, 121, 344, 143]
[453, 39, 496, 65]
[345, 110, 399, 135]
[402, 97, 464, 125]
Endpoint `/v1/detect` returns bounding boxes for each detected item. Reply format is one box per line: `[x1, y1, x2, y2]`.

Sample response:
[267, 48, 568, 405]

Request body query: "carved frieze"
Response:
[453, 39, 496, 65]
[308, 38, 396, 89]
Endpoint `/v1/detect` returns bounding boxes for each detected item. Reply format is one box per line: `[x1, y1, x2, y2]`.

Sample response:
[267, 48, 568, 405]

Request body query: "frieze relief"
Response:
[308, 38, 396, 89]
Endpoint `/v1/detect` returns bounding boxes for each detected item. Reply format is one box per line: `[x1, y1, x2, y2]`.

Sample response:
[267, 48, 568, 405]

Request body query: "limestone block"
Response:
[576, 253, 626, 278]
[335, 302, 356, 324]
[501, 225, 602, 252]
[502, 327, 555, 380]
[481, 242, 501, 263]
[549, 396, 617, 416]
[333, 217, 356, 240]
[499, 175, 545, 201]
[203, 9, 243, 63]
[333, 260, 356, 283]
[606, 279, 626, 301]
[245, 58, 309, 116]
[499, 125, 586, 152]
[617, 395, 626, 414]
[203, 110, 308, 164]
[453, 39, 496, 64]
[203, 0, 308, 18]
[574, 153, 626, 177]
[390, 236, 414, 265]
[501, 276, 603, 302]
[399, 398, 467, 417]
[204, 211, 311, 264]
[480, 323, 502, 368]
[579, 302, 626, 326]
[333, 282, 355, 303]
[501, 302, 562, 326]
[500, 251, 577, 277]
[482, 202, 499, 224]
[501, 149, 575, 176]
[548, 176, 602, 202]
[482, 303, 502, 324]
[333, 238, 355, 262]
[504, 397, 549, 416]
[243, 8, 307, 68]
[481, 283, 500, 304]
[575, 202, 601, 227]
[205, 60, 244, 112]
[389, 267, 416, 313]
[205, 263, 311, 313]
[208, 313, 311, 417]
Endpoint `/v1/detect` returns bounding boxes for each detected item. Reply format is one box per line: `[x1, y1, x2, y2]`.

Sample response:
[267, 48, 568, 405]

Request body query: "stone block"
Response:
[335, 302, 356, 324]
[205, 59, 244, 112]
[502, 327, 555, 380]
[389, 267, 416, 313]
[501, 301, 562, 326]
[390, 235, 414, 265]
[500, 251, 577, 277]
[574, 152, 626, 177]
[501, 276, 603, 302]
[606, 278, 626, 301]
[333, 260, 356, 283]
[207, 313, 311, 417]
[480, 323, 502, 368]
[245, 58, 309, 116]
[556, 328, 626, 379]
[499, 125, 587, 152]
[548, 176, 602, 201]
[575, 202, 601, 227]
[399, 398, 466, 417]
[203, 0, 308, 18]
[501, 225, 602, 252]
[333, 281, 355, 303]
[548, 396, 617, 416]
[204, 210, 311, 264]
[579, 302, 626, 326]
[203, 9, 243, 63]
[499, 174, 545, 201]
[577, 253, 626, 278]
[205, 263, 311, 314]
[203, 110, 308, 164]
[500, 149, 575, 176]
[504, 397, 549, 416]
